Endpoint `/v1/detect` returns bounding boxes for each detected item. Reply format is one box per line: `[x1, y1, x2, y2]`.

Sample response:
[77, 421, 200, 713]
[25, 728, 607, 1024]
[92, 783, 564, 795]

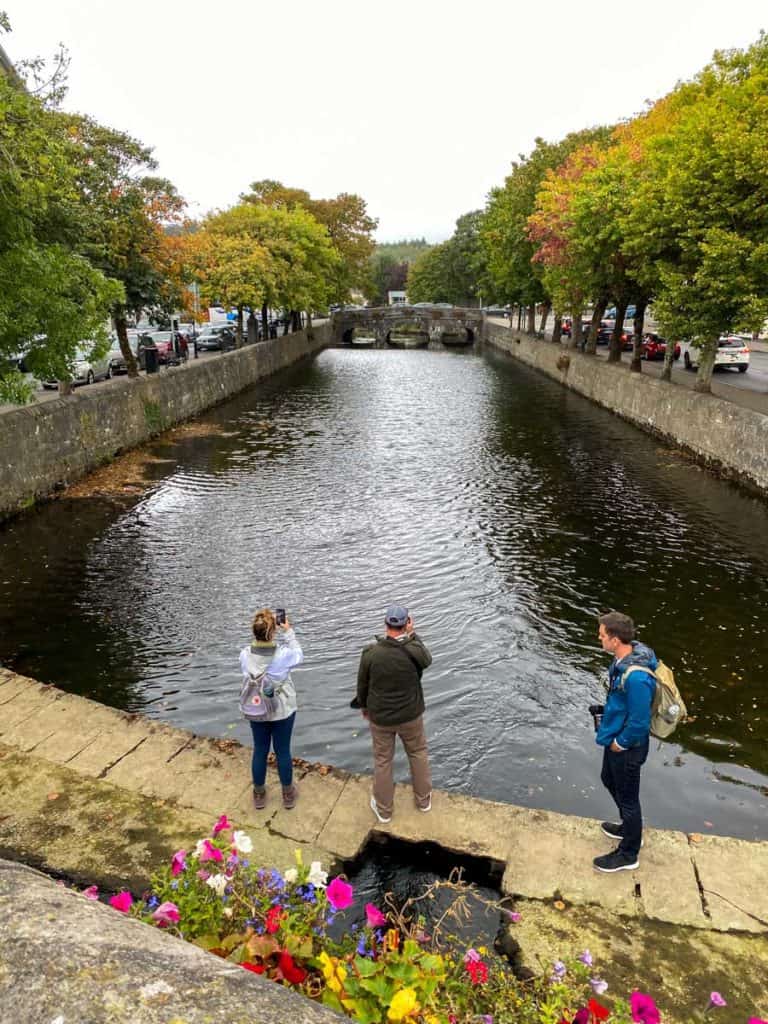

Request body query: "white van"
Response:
[680, 336, 750, 374]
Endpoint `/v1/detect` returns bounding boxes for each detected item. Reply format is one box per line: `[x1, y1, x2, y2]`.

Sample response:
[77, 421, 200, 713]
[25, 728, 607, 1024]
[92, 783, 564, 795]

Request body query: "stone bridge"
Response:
[330, 305, 484, 348]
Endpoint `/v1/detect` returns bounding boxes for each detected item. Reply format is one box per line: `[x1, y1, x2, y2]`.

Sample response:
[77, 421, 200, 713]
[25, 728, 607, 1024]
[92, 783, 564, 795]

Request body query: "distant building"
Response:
[388, 290, 407, 306]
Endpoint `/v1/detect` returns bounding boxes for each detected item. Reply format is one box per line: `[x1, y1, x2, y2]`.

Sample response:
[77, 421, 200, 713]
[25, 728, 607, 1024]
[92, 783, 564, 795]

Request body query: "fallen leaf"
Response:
[689, 833, 703, 843]
[47, 792, 59, 801]
[554, 900, 566, 911]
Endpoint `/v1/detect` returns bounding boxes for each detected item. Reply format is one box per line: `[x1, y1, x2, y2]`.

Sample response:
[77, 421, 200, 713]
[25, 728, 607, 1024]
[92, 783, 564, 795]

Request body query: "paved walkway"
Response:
[2, 669, 766, 935]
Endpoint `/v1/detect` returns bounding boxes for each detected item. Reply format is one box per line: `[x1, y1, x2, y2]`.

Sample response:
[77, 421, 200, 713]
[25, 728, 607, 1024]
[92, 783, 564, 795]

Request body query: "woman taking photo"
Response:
[240, 608, 303, 810]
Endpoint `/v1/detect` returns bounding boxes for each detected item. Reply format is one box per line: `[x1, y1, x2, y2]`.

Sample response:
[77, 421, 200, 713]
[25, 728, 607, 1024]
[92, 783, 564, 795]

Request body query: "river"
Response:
[1, 346, 767, 839]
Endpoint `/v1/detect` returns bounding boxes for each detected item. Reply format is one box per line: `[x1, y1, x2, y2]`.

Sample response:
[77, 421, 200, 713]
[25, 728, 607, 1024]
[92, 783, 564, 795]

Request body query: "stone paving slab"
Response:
[1, 671, 766, 934]
[691, 834, 768, 933]
[0, 669, 40, 703]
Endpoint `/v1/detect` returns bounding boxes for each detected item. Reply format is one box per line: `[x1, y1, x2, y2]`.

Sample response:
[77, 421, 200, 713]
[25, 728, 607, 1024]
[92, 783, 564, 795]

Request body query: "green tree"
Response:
[623, 36, 768, 392]
[0, 48, 121, 400]
[405, 212, 486, 306]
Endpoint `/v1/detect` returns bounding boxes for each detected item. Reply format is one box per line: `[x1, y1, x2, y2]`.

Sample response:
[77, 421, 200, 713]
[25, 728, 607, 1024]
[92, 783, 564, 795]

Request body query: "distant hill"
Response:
[374, 238, 432, 263]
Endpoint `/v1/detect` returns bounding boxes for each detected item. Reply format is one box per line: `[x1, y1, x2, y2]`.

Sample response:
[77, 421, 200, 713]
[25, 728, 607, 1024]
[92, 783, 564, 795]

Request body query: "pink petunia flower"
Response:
[709, 993, 727, 1008]
[365, 903, 387, 928]
[198, 839, 223, 863]
[82, 885, 99, 900]
[326, 876, 354, 911]
[196, 869, 210, 881]
[748, 1019, 768, 1023]
[212, 814, 232, 836]
[507, 911, 522, 923]
[109, 891, 133, 913]
[464, 948, 482, 964]
[171, 850, 187, 877]
[152, 901, 180, 926]
[631, 991, 661, 1024]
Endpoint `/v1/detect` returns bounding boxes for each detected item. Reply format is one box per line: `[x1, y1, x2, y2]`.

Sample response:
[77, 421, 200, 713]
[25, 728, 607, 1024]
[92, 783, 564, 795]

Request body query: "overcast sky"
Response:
[6, 1, 767, 242]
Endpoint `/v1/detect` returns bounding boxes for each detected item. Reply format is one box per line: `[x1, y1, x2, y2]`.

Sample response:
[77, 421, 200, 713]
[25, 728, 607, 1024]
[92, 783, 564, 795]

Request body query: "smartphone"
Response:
[274, 608, 286, 626]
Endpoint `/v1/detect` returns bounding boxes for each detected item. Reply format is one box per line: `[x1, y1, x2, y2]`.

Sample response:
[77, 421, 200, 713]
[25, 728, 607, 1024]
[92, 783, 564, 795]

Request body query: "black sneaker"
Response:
[593, 849, 639, 873]
[601, 821, 623, 840]
[600, 822, 644, 846]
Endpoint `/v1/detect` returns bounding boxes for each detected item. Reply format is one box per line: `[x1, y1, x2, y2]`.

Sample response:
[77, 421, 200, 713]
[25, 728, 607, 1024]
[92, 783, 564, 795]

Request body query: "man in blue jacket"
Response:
[594, 611, 657, 873]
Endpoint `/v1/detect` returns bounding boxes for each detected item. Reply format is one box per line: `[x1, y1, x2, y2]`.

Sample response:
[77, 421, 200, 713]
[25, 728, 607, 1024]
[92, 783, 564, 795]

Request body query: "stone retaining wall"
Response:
[0, 325, 329, 521]
[483, 321, 768, 493]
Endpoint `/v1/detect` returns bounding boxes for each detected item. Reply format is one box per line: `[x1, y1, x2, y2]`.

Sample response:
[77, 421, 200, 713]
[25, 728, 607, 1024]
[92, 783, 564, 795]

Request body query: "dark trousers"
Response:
[600, 740, 649, 857]
[250, 713, 296, 788]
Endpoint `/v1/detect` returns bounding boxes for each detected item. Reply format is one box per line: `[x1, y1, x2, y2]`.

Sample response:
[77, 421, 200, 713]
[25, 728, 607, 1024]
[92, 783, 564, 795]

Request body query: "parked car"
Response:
[138, 331, 178, 365]
[196, 324, 236, 352]
[640, 333, 680, 361]
[483, 306, 509, 317]
[42, 345, 113, 388]
[107, 335, 140, 374]
[680, 336, 750, 373]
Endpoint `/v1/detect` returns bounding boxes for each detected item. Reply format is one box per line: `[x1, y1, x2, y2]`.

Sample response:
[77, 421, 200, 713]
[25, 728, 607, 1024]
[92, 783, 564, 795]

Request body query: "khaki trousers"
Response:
[369, 715, 431, 816]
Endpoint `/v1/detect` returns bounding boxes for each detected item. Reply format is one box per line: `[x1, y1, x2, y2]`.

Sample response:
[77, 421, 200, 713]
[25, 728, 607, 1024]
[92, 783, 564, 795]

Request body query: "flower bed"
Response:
[84, 816, 763, 1024]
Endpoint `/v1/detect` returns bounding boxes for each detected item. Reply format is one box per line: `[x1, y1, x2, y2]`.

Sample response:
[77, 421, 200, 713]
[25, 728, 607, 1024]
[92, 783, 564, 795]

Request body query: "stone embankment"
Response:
[2, 667, 768, 1023]
[0, 324, 329, 521]
[482, 320, 768, 493]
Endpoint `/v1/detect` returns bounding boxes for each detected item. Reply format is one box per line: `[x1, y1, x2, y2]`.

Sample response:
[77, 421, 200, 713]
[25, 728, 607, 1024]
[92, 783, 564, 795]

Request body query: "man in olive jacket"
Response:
[356, 605, 433, 823]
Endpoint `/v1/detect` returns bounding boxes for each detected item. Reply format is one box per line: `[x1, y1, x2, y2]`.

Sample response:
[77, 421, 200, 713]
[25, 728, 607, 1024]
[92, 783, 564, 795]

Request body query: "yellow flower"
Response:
[318, 951, 334, 982]
[387, 987, 420, 1021]
[318, 951, 347, 994]
[386, 928, 400, 951]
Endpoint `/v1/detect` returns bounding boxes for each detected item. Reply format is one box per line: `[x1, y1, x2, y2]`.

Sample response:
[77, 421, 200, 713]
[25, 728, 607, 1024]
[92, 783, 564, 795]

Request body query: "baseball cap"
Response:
[384, 605, 409, 628]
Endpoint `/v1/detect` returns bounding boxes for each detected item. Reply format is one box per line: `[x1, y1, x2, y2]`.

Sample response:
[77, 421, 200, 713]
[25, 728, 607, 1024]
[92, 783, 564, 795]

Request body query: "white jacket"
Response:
[239, 627, 303, 722]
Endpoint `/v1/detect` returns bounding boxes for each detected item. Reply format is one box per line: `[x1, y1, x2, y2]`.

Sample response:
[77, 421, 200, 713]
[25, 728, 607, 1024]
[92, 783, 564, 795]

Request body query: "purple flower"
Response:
[481, 1017, 493, 1024]
[578, 949, 593, 966]
[464, 948, 482, 965]
[552, 960, 567, 978]
[590, 978, 608, 995]
[709, 992, 727, 1008]
[506, 910, 521, 923]
[573, 1010, 590, 1024]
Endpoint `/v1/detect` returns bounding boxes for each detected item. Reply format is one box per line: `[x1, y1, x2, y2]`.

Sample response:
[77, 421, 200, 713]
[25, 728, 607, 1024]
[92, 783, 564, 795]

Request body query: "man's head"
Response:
[598, 611, 635, 656]
[384, 604, 410, 636]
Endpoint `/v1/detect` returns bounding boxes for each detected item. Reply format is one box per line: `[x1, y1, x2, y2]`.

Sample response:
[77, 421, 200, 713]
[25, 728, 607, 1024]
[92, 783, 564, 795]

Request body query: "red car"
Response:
[641, 333, 680, 361]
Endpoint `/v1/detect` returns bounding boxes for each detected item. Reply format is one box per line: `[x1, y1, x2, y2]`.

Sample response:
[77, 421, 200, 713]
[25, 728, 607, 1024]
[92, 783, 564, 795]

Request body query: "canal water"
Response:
[2, 348, 767, 840]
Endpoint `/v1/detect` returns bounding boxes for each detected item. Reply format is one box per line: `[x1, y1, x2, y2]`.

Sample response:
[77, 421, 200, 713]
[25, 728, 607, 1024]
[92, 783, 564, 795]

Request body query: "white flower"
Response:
[194, 839, 207, 858]
[284, 867, 299, 884]
[232, 830, 253, 854]
[308, 861, 328, 888]
[205, 873, 228, 897]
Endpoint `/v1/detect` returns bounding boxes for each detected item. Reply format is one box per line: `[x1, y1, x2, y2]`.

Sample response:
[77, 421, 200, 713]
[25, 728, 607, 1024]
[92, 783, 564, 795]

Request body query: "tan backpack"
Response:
[620, 661, 687, 739]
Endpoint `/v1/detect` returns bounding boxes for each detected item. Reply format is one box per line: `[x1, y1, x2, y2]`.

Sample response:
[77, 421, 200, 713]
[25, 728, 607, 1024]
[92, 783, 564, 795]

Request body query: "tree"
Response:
[623, 37, 768, 393]
[194, 203, 340, 337]
[241, 180, 377, 302]
[482, 128, 612, 335]
[405, 211, 487, 306]
[0, 51, 122, 400]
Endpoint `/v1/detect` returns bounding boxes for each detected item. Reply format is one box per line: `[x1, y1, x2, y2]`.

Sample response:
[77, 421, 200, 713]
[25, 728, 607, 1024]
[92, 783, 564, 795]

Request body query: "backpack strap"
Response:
[618, 665, 657, 692]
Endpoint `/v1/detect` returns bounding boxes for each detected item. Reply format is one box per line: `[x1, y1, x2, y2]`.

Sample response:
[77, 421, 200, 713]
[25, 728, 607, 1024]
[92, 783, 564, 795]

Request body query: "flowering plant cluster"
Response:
[85, 816, 764, 1024]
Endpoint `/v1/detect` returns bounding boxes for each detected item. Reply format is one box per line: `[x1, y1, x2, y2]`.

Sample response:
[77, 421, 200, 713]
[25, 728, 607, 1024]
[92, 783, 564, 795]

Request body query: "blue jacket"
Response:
[596, 642, 657, 749]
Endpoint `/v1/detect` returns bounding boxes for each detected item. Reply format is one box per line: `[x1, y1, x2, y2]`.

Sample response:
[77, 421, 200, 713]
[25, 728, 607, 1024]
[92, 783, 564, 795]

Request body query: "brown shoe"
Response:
[252, 786, 267, 810]
[282, 784, 298, 810]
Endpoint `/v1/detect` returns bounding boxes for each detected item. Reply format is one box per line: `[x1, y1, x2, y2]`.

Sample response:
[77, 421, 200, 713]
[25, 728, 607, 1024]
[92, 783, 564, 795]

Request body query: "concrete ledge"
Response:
[483, 322, 768, 493]
[0, 669, 766, 933]
[0, 324, 329, 520]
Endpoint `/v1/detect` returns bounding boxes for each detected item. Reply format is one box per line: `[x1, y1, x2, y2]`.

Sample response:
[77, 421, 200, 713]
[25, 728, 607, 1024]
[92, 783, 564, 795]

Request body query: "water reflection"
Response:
[1, 348, 766, 838]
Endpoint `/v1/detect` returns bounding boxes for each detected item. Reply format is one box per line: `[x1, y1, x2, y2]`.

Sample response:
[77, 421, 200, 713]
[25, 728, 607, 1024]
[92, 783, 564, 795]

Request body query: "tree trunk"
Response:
[569, 311, 584, 351]
[694, 337, 718, 393]
[58, 379, 74, 396]
[630, 300, 647, 373]
[291, 310, 301, 332]
[608, 300, 627, 363]
[306, 311, 313, 340]
[282, 316, 290, 336]
[539, 302, 551, 335]
[517, 306, 523, 330]
[552, 315, 562, 345]
[261, 302, 269, 340]
[115, 311, 139, 378]
[526, 305, 536, 334]
[235, 306, 244, 348]
[585, 300, 607, 356]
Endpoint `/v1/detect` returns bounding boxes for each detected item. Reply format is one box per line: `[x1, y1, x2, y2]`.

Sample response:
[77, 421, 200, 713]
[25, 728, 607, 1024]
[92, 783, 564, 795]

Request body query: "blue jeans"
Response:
[250, 713, 296, 788]
[600, 739, 649, 857]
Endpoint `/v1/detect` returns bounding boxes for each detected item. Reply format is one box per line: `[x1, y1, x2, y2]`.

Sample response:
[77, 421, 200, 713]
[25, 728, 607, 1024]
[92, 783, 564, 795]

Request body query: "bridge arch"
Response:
[332, 305, 483, 350]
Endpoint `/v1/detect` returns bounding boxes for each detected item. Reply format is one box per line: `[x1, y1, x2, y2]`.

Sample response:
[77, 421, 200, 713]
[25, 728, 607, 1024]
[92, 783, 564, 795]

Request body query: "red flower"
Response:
[242, 962, 265, 974]
[465, 959, 489, 985]
[589, 1000, 610, 1021]
[278, 951, 308, 985]
[265, 906, 284, 934]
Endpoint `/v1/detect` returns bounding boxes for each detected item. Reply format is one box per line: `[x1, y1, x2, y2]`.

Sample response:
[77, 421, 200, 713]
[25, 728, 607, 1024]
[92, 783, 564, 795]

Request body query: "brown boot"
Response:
[282, 784, 298, 810]
[252, 786, 267, 810]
